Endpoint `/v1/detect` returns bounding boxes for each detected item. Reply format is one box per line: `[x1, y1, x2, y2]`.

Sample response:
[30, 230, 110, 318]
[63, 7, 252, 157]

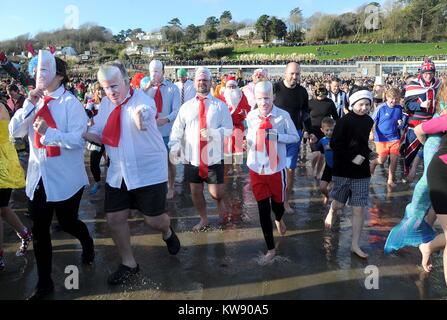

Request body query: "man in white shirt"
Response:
[175, 68, 196, 105]
[169, 67, 233, 231]
[83, 61, 180, 286]
[9, 50, 94, 300]
[144, 60, 181, 200]
[246, 81, 300, 263]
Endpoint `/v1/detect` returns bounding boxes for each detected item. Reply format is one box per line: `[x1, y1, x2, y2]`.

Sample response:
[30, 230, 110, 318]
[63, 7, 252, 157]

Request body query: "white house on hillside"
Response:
[136, 32, 164, 41]
[55, 47, 77, 57]
[237, 26, 256, 38]
[125, 42, 155, 56]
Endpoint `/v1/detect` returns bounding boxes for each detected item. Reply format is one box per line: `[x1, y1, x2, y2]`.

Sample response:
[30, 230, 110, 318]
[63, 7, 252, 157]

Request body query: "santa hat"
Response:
[420, 58, 436, 74]
[225, 76, 238, 88]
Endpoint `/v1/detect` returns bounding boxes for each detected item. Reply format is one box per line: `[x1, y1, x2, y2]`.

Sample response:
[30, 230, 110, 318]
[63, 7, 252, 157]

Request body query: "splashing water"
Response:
[253, 252, 291, 266]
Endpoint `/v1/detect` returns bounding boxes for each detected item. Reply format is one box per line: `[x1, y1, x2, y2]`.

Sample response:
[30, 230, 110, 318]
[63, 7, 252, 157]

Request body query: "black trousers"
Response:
[257, 198, 285, 251]
[90, 145, 105, 183]
[30, 180, 93, 288]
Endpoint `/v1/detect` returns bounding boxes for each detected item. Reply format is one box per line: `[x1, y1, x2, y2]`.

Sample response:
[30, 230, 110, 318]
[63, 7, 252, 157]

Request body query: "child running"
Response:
[317, 117, 336, 205]
[370, 87, 404, 187]
[324, 86, 378, 259]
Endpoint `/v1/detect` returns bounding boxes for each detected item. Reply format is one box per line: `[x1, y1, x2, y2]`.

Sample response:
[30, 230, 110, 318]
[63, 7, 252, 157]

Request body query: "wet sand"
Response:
[1, 148, 446, 300]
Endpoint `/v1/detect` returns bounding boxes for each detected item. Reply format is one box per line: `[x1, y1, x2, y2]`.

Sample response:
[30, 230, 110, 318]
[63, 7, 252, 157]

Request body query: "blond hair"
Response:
[385, 87, 401, 99]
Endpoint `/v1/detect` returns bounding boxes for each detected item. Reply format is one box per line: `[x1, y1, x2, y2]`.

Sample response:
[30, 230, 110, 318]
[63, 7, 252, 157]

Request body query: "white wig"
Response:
[254, 81, 273, 98]
[97, 61, 130, 85]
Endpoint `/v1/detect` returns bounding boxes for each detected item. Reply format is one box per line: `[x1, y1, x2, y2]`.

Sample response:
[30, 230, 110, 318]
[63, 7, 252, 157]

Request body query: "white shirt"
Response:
[145, 79, 181, 137]
[169, 93, 233, 167]
[175, 79, 196, 106]
[246, 106, 299, 175]
[9, 85, 89, 201]
[89, 89, 168, 190]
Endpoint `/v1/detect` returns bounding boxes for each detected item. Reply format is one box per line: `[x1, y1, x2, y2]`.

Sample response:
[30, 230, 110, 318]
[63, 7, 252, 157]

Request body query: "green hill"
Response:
[232, 42, 447, 61]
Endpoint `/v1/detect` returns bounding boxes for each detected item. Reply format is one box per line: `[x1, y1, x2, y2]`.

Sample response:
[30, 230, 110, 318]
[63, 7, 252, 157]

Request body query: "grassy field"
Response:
[232, 42, 447, 60]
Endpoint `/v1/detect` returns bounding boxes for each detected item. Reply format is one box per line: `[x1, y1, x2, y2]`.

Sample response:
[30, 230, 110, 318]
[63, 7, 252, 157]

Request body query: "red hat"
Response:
[225, 75, 238, 88]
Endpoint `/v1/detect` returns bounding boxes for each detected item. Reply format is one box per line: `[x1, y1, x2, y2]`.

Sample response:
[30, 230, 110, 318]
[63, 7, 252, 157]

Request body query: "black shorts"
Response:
[0, 189, 12, 208]
[428, 154, 447, 214]
[105, 181, 167, 217]
[185, 161, 225, 184]
[321, 165, 333, 183]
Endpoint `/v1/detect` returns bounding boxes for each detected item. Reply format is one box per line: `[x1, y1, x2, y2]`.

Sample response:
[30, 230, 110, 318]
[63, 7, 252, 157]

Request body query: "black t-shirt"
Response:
[330, 112, 374, 179]
[308, 98, 339, 129]
[273, 81, 312, 132]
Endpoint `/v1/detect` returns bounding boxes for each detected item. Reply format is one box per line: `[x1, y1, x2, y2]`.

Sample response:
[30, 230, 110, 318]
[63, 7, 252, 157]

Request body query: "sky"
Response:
[0, 0, 384, 41]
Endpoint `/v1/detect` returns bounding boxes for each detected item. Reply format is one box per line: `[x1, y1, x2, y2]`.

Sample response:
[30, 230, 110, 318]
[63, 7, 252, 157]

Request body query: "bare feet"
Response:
[351, 246, 369, 259]
[284, 202, 294, 214]
[166, 189, 175, 200]
[419, 243, 433, 273]
[192, 219, 209, 232]
[275, 219, 287, 236]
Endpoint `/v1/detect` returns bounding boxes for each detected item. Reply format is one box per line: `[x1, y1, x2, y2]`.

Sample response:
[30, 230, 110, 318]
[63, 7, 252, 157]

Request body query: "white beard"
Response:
[224, 88, 242, 109]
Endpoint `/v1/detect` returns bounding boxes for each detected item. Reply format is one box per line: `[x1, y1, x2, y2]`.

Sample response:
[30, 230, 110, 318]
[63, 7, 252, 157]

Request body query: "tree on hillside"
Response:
[205, 16, 219, 29]
[168, 18, 182, 28]
[184, 24, 201, 43]
[270, 17, 288, 40]
[289, 7, 303, 32]
[220, 11, 232, 22]
[255, 15, 271, 42]
[204, 16, 220, 41]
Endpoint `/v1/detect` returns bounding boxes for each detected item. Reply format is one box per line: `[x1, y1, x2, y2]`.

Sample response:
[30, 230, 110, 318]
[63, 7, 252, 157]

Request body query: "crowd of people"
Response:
[1, 51, 447, 300]
[126, 54, 447, 69]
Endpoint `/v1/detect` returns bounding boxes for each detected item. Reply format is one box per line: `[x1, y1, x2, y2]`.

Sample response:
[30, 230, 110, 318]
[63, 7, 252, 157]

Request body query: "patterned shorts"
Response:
[330, 176, 370, 207]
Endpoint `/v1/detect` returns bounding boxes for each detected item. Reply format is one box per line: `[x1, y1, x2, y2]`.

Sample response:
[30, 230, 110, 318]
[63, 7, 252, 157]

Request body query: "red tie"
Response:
[154, 85, 163, 115]
[256, 115, 278, 171]
[198, 96, 208, 179]
[34, 96, 60, 157]
[102, 89, 134, 147]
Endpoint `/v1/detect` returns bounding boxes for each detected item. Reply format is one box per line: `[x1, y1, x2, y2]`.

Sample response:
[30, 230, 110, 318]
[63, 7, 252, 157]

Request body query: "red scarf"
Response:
[198, 96, 208, 179]
[154, 85, 163, 115]
[256, 115, 278, 171]
[34, 95, 60, 157]
[102, 89, 134, 147]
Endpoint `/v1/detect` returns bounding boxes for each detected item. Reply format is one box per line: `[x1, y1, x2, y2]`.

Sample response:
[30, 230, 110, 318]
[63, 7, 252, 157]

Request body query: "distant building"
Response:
[136, 32, 164, 41]
[271, 39, 285, 45]
[55, 47, 77, 57]
[125, 42, 155, 56]
[237, 26, 256, 38]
